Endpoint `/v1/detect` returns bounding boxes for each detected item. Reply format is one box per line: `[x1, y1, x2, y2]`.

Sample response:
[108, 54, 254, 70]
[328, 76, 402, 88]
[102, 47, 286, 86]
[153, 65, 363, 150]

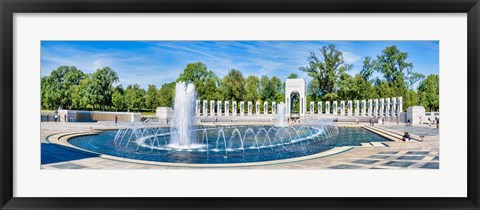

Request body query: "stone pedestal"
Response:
[240, 101, 244, 116]
[368, 99, 373, 116]
[225, 101, 229, 116]
[203, 100, 208, 116]
[310, 101, 315, 114]
[385, 98, 390, 118]
[325, 101, 330, 114]
[354, 100, 359, 116]
[380, 98, 384, 117]
[248, 101, 253, 116]
[347, 100, 352, 116]
[333, 101, 338, 115]
[272, 102, 276, 115]
[255, 102, 260, 115]
[391, 97, 397, 119]
[195, 100, 200, 115]
[407, 106, 426, 124]
[232, 101, 237, 116]
[361, 100, 366, 116]
[340, 101, 345, 116]
[210, 100, 215, 116]
[374, 99, 378, 117]
[217, 101, 222, 116]
[264, 102, 268, 114]
[398, 96, 403, 113]
[318, 101, 322, 114]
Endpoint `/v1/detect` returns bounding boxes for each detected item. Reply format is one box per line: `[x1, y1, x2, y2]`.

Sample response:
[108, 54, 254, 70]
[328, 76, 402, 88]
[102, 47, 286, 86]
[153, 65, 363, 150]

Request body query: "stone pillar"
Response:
[325, 101, 330, 114]
[203, 100, 208, 116]
[195, 100, 200, 115]
[374, 99, 378, 117]
[225, 101, 229, 116]
[340, 101, 345, 116]
[348, 100, 352, 116]
[380, 98, 384, 117]
[240, 101, 244, 116]
[407, 106, 425, 124]
[368, 99, 373, 116]
[272, 102, 277, 115]
[385, 98, 390, 118]
[354, 100, 359, 116]
[333, 101, 338, 115]
[398, 96, 403, 114]
[248, 101, 253, 116]
[210, 100, 215, 116]
[232, 101, 237, 116]
[318, 101, 322, 114]
[310, 101, 315, 114]
[361, 100, 366, 116]
[217, 101, 222, 116]
[391, 97, 397, 119]
[255, 102, 260, 115]
[264, 102, 268, 114]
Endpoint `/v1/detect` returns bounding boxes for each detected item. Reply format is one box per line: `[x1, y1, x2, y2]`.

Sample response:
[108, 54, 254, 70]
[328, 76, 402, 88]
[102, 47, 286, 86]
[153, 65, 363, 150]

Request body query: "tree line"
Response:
[41, 44, 439, 112]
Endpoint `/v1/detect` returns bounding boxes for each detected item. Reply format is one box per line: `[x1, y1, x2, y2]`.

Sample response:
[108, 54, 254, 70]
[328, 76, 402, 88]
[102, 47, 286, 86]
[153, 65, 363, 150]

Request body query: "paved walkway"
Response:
[40, 122, 439, 169]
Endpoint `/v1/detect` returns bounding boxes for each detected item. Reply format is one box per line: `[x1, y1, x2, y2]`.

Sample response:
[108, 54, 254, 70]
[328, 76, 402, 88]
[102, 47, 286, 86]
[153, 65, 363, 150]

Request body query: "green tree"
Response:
[244, 76, 260, 102]
[417, 74, 439, 111]
[111, 85, 125, 111]
[300, 44, 352, 97]
[270, 76, 284, 102]
[259, 76, 281, 102]
[145, 84, 161, 111]
[404, 89, 419, 111]
[90, 67, 119, 110]
[221, 69, 245, 101]
[287, 73, 298, 79]
[125, 84, 145, 112]
[360, 56, 375, 82]
[177, 62, 218, 100]
[158, 82, 176, 107]
[41, 66, 85, 109]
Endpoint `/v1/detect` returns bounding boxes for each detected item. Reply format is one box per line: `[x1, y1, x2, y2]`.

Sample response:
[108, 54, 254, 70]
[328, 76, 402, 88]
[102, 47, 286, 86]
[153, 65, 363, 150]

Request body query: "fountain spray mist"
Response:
[276, 102, 287, 127]
[170, 82, 197, 147]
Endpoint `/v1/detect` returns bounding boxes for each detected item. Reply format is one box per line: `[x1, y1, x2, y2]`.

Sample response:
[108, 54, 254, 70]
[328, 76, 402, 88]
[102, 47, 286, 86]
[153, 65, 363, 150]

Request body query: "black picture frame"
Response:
[1, 0, 479, 209]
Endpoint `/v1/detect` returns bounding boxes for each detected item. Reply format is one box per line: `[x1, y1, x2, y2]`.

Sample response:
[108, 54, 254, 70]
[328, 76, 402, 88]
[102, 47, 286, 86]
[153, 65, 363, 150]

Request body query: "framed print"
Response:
[1, 0, 479, 209]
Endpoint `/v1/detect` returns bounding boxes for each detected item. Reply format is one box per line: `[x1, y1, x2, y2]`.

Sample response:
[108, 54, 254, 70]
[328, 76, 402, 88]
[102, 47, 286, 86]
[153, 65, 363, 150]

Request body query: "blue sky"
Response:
[41, 41, 439, 89]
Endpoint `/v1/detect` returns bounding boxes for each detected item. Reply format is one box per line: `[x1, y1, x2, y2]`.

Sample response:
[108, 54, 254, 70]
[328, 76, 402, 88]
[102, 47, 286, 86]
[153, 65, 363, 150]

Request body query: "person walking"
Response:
[115, 115, 118, 124]
[402, 132, 411, 142]
[382, 117, 385, 125]
[428, 117, 431, 127]
[64, 114, 67, 122]
[54, 113, 58, 122]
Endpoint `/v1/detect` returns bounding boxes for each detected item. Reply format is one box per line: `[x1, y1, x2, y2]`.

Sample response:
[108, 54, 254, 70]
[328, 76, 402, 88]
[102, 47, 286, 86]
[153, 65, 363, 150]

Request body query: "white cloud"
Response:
[342, 51, 361, 64]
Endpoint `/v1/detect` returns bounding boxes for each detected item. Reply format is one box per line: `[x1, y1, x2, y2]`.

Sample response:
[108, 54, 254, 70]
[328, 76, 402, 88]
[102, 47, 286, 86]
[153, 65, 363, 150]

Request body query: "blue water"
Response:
[68, 127, 386, 164]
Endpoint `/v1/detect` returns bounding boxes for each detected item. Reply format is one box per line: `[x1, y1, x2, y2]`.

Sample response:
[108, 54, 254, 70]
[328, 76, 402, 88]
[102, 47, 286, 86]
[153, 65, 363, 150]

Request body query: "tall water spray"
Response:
[170, 82, 197, 148]
[276, 102, 287, 127]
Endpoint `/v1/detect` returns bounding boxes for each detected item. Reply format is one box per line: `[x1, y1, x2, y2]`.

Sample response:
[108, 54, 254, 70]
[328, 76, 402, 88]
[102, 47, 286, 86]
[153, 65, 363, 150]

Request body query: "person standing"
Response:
[382, 117, 385, 125]
[428, 117, 431, 127]
[54, 113, 58, 122]
[64, 114, 67, 122]
[115, 115, 118, 124]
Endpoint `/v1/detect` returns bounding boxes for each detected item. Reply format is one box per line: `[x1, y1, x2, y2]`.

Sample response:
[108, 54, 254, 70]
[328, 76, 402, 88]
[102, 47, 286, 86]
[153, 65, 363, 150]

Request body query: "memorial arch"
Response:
[285, 79, 306, 117]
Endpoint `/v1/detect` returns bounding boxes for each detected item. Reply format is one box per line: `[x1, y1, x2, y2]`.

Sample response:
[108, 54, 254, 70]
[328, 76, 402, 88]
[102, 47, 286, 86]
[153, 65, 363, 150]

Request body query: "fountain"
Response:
[75, 82, 344, 164]
[168, 82, 199, 149]
[276, 102, 286, 127]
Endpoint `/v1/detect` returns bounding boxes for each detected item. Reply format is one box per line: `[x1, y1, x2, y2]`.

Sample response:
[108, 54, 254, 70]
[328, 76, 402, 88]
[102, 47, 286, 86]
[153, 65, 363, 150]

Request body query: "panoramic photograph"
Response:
[40, 41, 439, 169]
